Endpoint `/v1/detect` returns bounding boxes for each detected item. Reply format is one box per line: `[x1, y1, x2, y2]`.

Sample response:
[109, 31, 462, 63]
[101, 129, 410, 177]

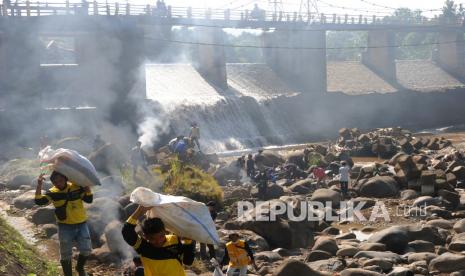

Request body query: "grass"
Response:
[163, 158, 224, 205]
[0, 216, 58, 276]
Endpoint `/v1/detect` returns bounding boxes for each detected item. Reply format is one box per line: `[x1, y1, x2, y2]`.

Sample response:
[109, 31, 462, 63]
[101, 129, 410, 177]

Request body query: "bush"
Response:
[307, 153, 324, 167]
[163, 158, 223, 205]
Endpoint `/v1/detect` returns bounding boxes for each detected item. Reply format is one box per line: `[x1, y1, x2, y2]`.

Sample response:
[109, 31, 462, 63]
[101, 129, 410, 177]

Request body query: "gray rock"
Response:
[426, 219, 454, 230]
[273, 259, 330, 276]
[407, 240, 435, 253]
[454, 219, 465, 233]
[355, 176, 399, 198]
[312, 236, 339, 256]
[41, 223, 57, 238]
[400, 189, 418, 200]
[31, 206, 56, 225]
[358, 243, 386, 251]
[429, 253, 465, 273]
[407, 252, 437, 264]
[13, 190, 40, 209]
[362, 258, 393, 272]
[305, 250, 333, 262]
[7, 174, 34, 190]
[367, 226, 409, 254]
[310, 188, 341, 208]
[337, 246, 359, 257]
[387, 267, 414, 276]
[354, 251, 402, 263]
[340, 268, 382, 276]
[255, 251, 283, 262]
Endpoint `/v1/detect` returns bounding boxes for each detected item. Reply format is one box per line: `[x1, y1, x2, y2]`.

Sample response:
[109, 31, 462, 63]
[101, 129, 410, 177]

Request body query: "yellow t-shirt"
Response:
[34, 182, 93, 224]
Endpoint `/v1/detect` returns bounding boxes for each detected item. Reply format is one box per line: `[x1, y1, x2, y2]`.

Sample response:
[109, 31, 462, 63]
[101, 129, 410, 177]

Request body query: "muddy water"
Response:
[0, 199, 60, 261]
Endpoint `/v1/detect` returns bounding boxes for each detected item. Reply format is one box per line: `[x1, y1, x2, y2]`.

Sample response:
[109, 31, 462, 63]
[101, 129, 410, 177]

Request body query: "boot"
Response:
[60, 259, 73, 276]
[76, 254, 89, 276]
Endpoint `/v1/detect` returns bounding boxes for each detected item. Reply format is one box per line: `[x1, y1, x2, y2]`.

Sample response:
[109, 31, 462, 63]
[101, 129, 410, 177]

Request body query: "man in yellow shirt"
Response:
[221, 233, 257, 276]
[35, 171, 93, 276]
[122, 205, 196, 276]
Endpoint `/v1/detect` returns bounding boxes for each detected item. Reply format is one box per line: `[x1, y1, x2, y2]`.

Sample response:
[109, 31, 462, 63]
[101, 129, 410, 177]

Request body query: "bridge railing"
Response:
[0, 2, 462, 26]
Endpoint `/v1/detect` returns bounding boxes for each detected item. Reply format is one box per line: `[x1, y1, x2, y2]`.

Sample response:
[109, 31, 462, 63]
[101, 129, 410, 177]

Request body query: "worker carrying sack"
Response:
[130, 187, 220, 246]
[39, 146, 101, 187]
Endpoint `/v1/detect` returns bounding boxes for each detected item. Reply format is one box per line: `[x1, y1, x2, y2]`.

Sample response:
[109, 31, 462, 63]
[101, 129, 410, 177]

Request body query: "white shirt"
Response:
[339, 165, 350, 182]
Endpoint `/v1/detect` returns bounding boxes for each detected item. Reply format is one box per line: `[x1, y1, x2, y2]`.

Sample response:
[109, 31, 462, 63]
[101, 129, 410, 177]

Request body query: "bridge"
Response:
[1, 2, 465, 111]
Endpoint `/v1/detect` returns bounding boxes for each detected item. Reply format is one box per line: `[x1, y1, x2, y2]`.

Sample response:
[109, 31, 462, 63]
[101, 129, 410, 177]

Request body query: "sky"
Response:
[128, 0, 451, 17]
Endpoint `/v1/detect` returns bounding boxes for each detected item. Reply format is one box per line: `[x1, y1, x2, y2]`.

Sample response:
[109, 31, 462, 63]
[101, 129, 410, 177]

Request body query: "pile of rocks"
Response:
[337, 127, 452, 158]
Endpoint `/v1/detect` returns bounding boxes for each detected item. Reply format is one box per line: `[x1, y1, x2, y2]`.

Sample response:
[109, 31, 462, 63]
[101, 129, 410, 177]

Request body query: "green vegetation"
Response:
[0, 217, 58, 276]
[163, 158, 223, 205]
[307, 152, 324, 167]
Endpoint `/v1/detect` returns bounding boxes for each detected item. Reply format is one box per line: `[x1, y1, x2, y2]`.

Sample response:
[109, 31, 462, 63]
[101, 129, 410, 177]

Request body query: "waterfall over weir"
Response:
[144, 63, 304, 153]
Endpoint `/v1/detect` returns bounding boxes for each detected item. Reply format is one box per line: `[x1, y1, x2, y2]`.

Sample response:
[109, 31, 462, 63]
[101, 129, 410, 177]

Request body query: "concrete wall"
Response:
[193, 27, 227, 90]
[263, 29, 327, 93]
[362, 30, 396, 83]
[436, 31, 465, 79]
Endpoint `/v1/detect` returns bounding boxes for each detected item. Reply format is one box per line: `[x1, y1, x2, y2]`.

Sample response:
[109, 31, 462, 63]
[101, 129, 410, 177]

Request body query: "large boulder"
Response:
[7, 174, 34, 190]
[286, 151, 307, 170]
[367, 226, 409, 254]
[233, 199, 316, 249]
[312, 236, 338, 256]
[355, 176, 399, 198]
[454, 219, 465, 233]
[274, 259, 330, 276]
[310, 189, 341, 208]
[31, 206, 56, 225]
[212, 162, 241, 185]
[255, 150, 284, 168]
[429, 253, 465, 273]
[407, 252, 437, 264]
[13, 190, 40, 209]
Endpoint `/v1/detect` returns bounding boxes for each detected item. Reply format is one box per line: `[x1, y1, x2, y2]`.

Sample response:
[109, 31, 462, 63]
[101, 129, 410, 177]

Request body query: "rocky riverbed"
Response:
[1, 128, 465, 275]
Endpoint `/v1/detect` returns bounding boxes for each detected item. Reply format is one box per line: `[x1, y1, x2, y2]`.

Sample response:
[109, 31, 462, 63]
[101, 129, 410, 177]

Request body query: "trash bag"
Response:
[38, 146, 101, 187]
[130, 187, 220, 246]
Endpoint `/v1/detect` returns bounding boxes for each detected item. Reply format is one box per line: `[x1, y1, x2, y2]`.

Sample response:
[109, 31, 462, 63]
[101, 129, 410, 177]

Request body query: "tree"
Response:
[441, 0, 459, 23]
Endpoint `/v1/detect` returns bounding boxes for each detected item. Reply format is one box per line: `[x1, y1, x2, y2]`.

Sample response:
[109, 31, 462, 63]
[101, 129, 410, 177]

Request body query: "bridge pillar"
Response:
[194, 27, 227, 90]
[263, 29, 327, 93]
[362, 30, 396, 83]
[435, 31, 465, 78]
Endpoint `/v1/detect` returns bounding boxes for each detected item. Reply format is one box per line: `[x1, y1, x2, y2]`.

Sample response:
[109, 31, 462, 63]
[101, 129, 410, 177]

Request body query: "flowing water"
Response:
[145, 63, 306, 153]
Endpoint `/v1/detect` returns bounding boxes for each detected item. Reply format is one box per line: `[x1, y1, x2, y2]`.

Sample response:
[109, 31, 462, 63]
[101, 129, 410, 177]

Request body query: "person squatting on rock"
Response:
[200, 201, 217, 260]
[131, 141, 151, 179]
[221, 233, 257, 276]
[339, 161, 351, 198]
[35, 171, 93, 276]
[122, 205, 196, 276]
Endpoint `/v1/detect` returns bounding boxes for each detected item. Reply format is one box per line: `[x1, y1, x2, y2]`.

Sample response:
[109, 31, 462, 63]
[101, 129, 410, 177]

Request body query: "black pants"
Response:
[340, 181, 348, 196]
[200, 243, 215, 259]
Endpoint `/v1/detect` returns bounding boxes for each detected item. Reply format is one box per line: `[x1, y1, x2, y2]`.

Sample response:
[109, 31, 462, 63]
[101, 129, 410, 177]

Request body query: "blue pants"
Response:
[58, 222, 92, 261]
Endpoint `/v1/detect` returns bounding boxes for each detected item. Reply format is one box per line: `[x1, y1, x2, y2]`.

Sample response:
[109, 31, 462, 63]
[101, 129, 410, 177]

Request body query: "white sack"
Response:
[130, 187, 220, 246]
[38, 146, 101, 187]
